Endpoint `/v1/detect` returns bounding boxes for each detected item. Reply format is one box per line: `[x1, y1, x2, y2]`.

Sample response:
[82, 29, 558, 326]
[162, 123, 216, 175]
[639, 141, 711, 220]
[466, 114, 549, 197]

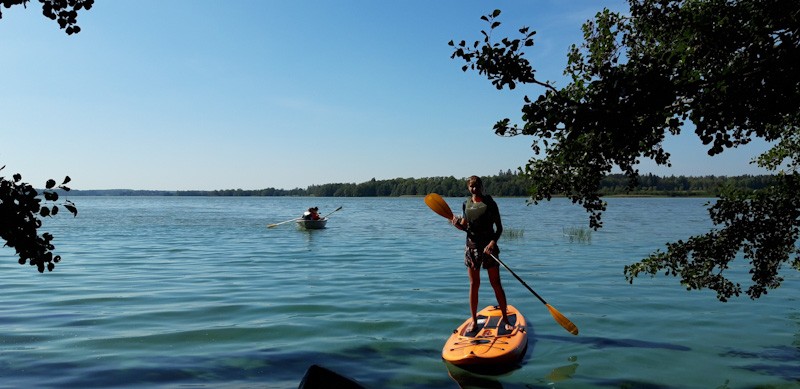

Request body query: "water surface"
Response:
[0, 197, 797, 388]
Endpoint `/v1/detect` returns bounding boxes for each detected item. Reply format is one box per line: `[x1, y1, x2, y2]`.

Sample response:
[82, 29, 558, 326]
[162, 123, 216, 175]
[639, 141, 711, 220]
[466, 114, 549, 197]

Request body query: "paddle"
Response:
[320, 206, 343, 219]
[267, 217, 300, 228]
[424, 193, 454, 220]
[423, 192, 579, 336]
[489, 253, 579, 335]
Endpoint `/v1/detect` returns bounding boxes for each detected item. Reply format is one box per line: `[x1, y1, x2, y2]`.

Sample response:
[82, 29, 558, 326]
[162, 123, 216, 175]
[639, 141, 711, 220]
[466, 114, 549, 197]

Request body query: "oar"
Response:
[267, 217, 300, 228]
[320, 206, 343, 219]
[424, 193, 454, 219]
[423, 192, 579, 336]
[489, 253, 578, 335]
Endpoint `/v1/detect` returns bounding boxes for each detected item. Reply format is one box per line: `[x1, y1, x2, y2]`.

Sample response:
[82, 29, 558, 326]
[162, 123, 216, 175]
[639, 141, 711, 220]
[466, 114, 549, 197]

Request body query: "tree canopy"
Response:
[450, 0, 799, 301]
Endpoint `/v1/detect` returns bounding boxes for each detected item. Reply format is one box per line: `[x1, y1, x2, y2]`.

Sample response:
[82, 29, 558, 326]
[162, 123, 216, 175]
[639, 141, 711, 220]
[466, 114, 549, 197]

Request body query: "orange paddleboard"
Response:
[442, 305, 528, 367]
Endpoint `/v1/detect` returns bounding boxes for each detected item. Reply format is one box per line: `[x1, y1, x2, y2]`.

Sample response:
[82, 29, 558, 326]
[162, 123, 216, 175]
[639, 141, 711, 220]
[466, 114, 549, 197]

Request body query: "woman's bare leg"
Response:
[468, 266, 481, 330]
[487, 266, 511, 327]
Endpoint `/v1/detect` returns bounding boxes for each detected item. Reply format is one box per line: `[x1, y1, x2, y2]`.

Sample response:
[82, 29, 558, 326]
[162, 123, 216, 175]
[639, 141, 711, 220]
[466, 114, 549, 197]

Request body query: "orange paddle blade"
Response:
[424, 193, 454, 220]
[547, 304, 579, 335]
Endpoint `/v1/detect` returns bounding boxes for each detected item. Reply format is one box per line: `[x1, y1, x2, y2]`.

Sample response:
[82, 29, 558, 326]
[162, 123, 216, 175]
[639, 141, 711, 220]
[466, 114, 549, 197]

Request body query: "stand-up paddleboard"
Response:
[442, 305, 528, 367]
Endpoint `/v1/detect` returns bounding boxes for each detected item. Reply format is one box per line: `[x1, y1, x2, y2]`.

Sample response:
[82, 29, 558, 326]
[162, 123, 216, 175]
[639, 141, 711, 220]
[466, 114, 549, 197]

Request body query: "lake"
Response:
[0, 196, 797, 388]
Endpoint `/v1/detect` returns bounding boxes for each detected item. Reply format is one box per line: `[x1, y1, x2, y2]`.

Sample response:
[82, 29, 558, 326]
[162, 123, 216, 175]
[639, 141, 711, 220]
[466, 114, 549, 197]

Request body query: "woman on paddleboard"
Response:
[451, 175, 512, 331]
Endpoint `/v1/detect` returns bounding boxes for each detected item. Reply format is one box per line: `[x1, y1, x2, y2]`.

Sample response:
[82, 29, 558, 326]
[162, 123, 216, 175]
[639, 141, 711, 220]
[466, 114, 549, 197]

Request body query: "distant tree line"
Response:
[598, 173, 776, 197]
[64, 171, 776, 198]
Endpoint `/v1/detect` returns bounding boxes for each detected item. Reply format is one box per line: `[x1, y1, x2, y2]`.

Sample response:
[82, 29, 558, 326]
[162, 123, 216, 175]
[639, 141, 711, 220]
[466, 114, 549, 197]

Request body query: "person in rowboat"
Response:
[302, 207, 321, 220]
[451, 175, 513, 332]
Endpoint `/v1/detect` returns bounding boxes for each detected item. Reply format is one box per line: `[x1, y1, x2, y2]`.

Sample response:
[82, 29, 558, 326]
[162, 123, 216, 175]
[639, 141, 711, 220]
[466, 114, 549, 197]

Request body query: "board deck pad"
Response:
[462, 314, 518, 337]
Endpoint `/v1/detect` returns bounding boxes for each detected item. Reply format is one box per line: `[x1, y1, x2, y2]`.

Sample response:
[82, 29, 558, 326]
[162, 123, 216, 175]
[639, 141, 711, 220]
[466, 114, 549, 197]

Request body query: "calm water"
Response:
[0, 197, 797, 388]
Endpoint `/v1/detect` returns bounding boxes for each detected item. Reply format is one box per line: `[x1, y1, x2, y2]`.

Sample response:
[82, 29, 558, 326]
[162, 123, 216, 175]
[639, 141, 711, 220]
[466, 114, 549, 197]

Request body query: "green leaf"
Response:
[64, 202, 78, 216]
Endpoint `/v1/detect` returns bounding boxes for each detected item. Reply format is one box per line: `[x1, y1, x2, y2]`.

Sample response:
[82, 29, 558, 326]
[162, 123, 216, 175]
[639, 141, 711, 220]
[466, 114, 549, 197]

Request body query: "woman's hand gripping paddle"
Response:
[423, 193, 579, 336]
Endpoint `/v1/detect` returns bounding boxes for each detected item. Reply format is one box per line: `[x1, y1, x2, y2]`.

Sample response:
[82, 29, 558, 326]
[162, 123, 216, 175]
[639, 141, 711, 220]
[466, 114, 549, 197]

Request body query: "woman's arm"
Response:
[452, 215, 467, 231]
[493, 209, 503, 242]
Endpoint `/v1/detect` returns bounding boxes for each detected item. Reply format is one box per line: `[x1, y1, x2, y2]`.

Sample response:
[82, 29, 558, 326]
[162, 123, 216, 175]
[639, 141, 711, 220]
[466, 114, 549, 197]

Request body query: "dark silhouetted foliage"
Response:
[0, 168, 77, 272]
[0, 0, 94, 34]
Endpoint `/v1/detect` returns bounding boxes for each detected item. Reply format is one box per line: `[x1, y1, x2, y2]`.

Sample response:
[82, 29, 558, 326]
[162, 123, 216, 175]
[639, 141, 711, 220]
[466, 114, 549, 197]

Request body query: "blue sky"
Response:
[1, 1, 773, 190]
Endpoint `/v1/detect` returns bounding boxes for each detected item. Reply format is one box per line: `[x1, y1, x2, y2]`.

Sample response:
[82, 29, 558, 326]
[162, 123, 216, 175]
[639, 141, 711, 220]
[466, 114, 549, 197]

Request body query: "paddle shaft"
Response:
[490, 253, 548, 306]
[320, 206, 343, 219]
[267, 218, 300, 228]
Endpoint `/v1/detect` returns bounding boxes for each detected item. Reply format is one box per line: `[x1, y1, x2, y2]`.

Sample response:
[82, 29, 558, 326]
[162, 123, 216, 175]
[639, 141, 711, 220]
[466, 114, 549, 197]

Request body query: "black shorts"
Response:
[464, 245, 500, 270]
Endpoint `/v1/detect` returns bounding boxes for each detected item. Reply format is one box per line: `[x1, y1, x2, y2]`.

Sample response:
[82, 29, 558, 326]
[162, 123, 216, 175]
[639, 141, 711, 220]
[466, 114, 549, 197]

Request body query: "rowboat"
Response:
[442, 305, 528, 368]
[296, 218, 327, 229]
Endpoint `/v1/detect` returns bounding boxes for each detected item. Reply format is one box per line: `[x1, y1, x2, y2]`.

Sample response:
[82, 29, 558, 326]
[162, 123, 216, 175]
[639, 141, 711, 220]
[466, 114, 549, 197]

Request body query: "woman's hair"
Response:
[467, 175, 484, 192]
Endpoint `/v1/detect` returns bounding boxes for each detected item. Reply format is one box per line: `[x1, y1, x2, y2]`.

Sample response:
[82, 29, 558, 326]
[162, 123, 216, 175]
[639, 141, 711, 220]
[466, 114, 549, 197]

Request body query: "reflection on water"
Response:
[546, 361, 579, 383]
